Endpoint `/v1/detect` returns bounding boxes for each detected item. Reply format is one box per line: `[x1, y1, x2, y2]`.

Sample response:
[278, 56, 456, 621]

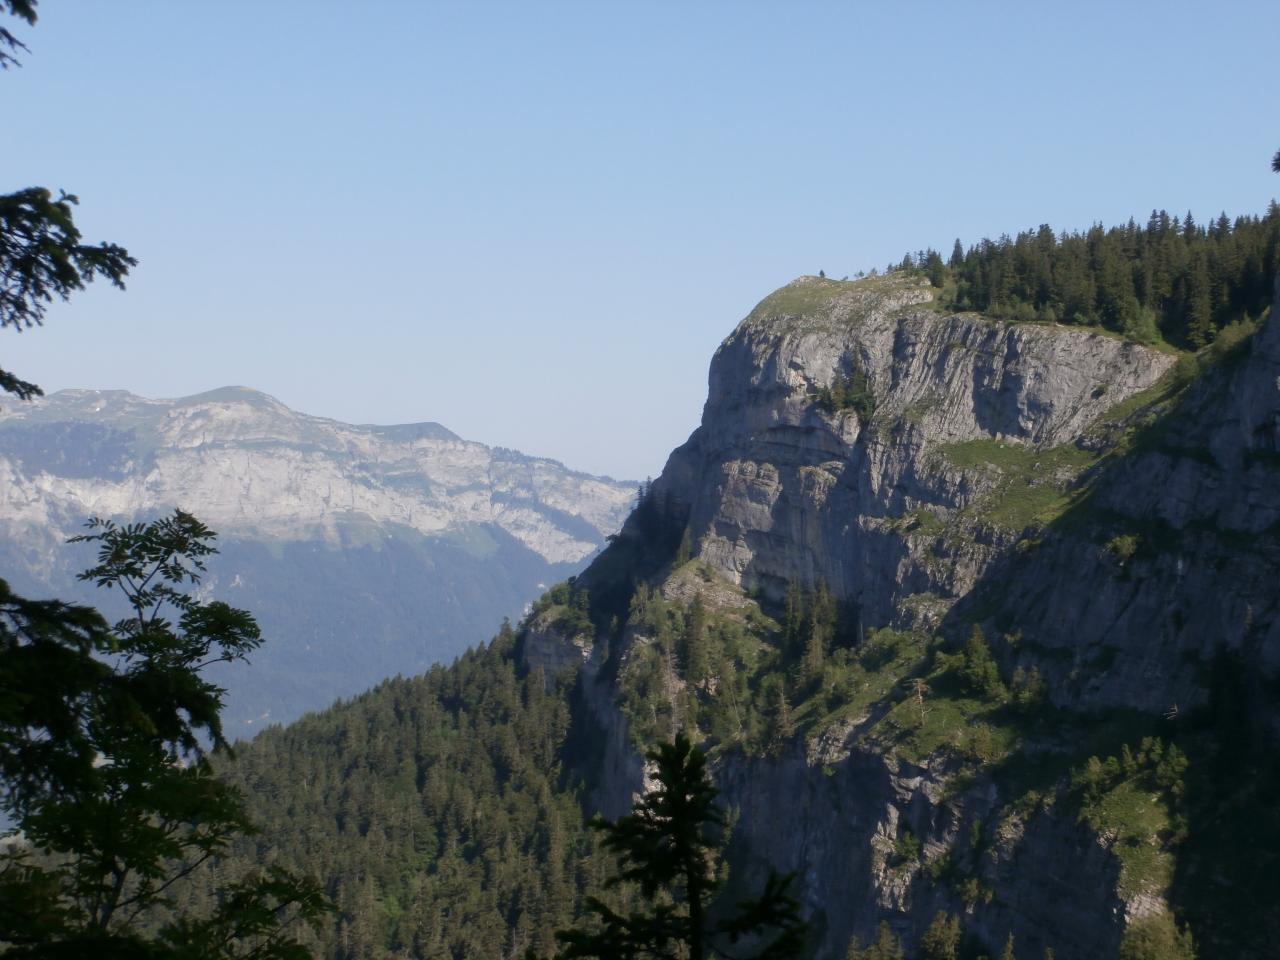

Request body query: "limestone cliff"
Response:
[0, 387, 635, 730]
[0, 386, 632, 566]
[659, 274, 1172, 625]
[525, 273, 1280, 959]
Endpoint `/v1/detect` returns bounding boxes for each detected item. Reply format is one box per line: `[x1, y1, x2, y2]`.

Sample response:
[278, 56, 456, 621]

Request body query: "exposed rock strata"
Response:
[527, 274, 1279, 958]
[659, 275, 1173, 625]
[0, 386, 634, 565]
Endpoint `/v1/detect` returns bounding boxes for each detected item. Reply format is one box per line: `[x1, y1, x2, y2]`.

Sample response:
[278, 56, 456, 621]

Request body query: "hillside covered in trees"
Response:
[205, 626, 604, 959]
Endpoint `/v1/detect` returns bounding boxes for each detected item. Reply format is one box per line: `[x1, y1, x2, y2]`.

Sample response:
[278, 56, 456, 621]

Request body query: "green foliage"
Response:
[866, 630, 1026, 766]
[1118, 913, 1196, 960]
[617, 585, 683, 746]
[745, 275, 856, 325]
[762, 675, 795, 756]
[845, 922, 903, 960]
[532, 579, 595, 637]
[816, 369, 876, 423]
[897, 205, 1280, 348]
[0, 2, 35, 70]
[673, 528, 694, 568]
[1105, 534, 1140, 564]
[1071, 737, 1188, 898]
[803, 583, 836, 683]
[954, 876, 993, 909]
[619, 581, 800, 756]
[918, 911, 961, 960]
[545, 735, 806, 960]
[890, 829, 920, 870]
[0, 186, 136, 400]
[939, 438, 1100, 533]
[684, 592, 710, 685]
[210, 623, 592, 959]
[0, 511, 329, 958]
[959, 626, 1005, 700]
[1009, 666, 1047, 715]
[618, 575, 887, 760]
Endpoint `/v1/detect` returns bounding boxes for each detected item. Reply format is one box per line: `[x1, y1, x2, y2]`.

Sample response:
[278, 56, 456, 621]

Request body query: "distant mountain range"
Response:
[0, 386, 636, 732]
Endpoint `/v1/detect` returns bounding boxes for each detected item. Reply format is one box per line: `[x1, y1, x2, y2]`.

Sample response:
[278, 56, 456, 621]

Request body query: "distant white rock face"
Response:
[0, 386, 636, 565]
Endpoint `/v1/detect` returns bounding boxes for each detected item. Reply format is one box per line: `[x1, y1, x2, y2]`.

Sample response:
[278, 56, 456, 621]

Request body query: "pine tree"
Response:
[960, 625, 1005, 699]
[765, 678, 795, 754]
[802, 583, 835, 683]
[919, 912, 961, 960]
[545, 736, 806, 960]
[783, 581, 806, 658]
[684, 592, 710, 684]
[924, 249, 946, 288]
[846, 922, 904, 960]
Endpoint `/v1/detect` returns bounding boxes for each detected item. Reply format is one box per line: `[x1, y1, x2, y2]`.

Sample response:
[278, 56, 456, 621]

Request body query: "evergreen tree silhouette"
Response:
[543, 735, 805, 960]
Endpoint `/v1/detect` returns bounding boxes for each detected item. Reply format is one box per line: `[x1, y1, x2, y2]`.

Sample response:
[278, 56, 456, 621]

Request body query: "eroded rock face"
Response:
[536, 274, 1279, 958]
[961, 276, 1280, 715]
[658, 275, 1174, 626]
[719, 746, 1128, 960]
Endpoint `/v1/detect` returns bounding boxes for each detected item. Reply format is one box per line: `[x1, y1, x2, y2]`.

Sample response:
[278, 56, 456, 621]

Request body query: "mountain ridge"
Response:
[0, 385, 633, 564]
[0, 387, 636, 730]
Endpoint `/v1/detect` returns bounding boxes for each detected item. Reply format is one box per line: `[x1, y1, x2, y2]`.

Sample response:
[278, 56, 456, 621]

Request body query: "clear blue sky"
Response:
[6, 1, 1277, 480]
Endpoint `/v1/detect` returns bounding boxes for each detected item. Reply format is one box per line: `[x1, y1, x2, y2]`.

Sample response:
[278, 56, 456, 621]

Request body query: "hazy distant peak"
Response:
[173, 385, 286, 408]
[367, 421, 461, 443]
[0, 384, 637, 566]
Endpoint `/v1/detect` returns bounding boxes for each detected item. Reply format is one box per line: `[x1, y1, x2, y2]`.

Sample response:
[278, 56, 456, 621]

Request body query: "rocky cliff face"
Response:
[657, 275, 1173, 627]
[965, 278, 1280, 715]
[526, 274, 1280, 958]
[0, 387, 635, 729]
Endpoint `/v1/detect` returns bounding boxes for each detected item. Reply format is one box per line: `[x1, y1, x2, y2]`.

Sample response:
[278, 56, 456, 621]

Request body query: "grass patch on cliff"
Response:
[1072, 737, 1188, 899]
[744, 273, 932, 332]
[790, 629, 930, 737]
[940, 438, 1100, 532]
[889, 508, 949, 539]
[746, 276, 851, 321]
[932, 342, 1228, 538]
[859, 629, 1036, 765]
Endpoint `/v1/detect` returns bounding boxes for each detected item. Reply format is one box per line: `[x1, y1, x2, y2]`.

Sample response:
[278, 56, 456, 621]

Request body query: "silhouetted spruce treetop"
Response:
[1, 1, 136, 401]
[543, 735, 806, 960]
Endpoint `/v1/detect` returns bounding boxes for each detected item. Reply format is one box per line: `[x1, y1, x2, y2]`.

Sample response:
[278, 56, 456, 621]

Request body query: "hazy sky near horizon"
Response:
[5, 1, 1278, 480]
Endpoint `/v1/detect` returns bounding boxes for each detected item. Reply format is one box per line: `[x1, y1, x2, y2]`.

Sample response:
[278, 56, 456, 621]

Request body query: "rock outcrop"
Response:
[534, 273, 1279, 958]
[660, 274, 1172, 625]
